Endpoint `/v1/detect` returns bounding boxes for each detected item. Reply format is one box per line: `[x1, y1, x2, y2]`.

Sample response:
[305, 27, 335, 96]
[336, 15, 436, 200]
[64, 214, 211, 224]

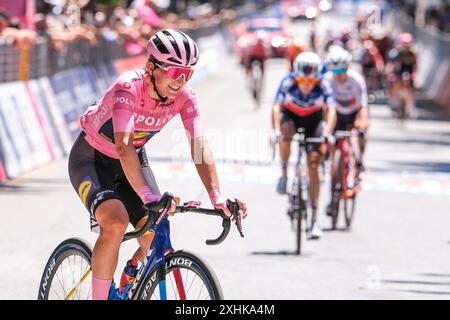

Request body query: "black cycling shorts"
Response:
[335, 111, 359, 132]
[246, 56, 265, 72]
[68, 131, 161, 233]
[281, 108, 323, 153]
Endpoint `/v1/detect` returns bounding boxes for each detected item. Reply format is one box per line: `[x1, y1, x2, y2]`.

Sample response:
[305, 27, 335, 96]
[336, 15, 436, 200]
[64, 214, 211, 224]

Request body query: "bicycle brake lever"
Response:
[227, 198, 245, 238]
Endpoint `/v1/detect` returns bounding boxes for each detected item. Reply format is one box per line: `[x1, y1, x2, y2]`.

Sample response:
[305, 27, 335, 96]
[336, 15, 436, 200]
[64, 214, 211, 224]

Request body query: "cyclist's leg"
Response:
[68, 132, 130, 300]
[329, 112, 347, 191]
[391, 76, 401, 109]
[304, 111, 324, 228]
[278, 111, 296, 193]
[119, 148, 161, 261]
[405, 76, 415, 116]
[93, 200, 129, 299]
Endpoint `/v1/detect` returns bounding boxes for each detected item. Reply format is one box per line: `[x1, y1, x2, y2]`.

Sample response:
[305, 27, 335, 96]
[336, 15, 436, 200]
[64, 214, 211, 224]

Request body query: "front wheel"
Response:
[136, 250, 224, 300]
[330, 150, 343, 230]
[37, 238, 93, 300]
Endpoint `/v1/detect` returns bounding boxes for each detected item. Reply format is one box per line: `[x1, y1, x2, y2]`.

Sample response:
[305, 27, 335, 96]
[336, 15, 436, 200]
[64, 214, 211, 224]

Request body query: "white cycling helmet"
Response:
[326, 46, 352, 73]
[293, 52, 322, 79]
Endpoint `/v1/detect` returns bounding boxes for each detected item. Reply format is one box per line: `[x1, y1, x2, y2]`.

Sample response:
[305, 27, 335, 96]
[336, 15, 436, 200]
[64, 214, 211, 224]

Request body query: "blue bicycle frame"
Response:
[108, 219, 174, 300]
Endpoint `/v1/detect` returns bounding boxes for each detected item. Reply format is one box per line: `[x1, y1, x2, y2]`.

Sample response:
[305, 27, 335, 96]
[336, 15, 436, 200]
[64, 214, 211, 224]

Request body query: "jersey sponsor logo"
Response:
[98, 119, 115, 143]
[185, 105, 198, 114]
[78, 177, 96, 205]
[93, 105, 110, 127]
[133, 131, 159, 147]
[89, 189, 115, 215]
[133, 138, 147, 147]
[113, 96, 135, 108]
[135, 114, 173, 127]
[123, 81, 132, 89]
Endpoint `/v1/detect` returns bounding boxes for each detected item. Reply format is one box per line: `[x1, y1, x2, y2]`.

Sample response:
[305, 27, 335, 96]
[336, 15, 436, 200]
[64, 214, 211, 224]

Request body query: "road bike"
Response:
[327, 130, 364, 230]
[272, 129, 324, 255]
[37, 193, 244, 300]
[248, 59, 264, 109]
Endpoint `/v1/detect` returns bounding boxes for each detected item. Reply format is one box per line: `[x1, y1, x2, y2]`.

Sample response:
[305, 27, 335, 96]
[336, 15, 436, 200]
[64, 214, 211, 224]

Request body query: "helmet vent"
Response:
[152, 37, 170, 54]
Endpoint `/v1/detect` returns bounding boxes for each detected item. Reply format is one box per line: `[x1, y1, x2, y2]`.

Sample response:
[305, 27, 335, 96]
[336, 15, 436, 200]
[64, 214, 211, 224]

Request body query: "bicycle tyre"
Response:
[330, 150, 343, 230]
[38, 238, 93, 300]
[344, 195, 357, 229]
[136, 250, 224, 300]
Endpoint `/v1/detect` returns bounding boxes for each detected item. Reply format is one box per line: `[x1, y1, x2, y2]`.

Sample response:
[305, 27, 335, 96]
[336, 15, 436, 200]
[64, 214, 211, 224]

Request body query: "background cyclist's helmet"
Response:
[293, 52, 322, 79]
[146, 29, 199, 67]
[397, 32, 414, 47]
[326, 45, 352, 72]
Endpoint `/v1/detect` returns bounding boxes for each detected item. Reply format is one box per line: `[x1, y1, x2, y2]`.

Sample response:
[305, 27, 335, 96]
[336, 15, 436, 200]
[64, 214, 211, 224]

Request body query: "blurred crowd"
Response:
[0, 0, 254, 54]
[392, 0, 450, 33]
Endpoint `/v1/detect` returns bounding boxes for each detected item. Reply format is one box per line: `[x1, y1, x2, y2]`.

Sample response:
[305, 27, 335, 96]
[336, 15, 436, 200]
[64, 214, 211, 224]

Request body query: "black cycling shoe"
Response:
[326, 202, 334, 217]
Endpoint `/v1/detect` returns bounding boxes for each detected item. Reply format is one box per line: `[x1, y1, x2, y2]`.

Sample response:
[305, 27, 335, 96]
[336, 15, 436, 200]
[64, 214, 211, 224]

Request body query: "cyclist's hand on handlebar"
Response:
[270, 129, 281, 146]
[167, 197, 180, 216]
[144, 193, 179, 218]
[355, 119, 369, 132]
[222, 198, 248, 222]
[233, 198, 248, 220]
[323, 131, 336, 146]
[209, 189, 248, 220]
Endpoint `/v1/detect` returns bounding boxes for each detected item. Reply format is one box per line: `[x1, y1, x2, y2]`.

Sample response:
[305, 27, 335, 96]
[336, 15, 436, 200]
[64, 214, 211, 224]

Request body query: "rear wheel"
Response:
[38, 238, 92, 300]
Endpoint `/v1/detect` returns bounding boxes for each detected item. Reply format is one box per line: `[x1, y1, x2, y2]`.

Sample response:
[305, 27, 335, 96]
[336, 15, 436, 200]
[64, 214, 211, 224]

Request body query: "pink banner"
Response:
[0, 161, 6, 181]
[0, 0, 35, 30]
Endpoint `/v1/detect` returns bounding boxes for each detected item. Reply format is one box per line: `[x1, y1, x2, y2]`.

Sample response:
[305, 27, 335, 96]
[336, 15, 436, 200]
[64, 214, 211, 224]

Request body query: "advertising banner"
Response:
[0, 81, 51, 178]
[27, 79, 66, 159]
[49, 67, 103, 141]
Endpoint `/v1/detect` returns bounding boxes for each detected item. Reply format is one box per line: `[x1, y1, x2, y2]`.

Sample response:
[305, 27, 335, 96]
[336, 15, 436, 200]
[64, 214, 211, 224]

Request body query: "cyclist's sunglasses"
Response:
[331, 68, 347, 75]
[154, 62, 194, 81]
[295, 77, 320, 85]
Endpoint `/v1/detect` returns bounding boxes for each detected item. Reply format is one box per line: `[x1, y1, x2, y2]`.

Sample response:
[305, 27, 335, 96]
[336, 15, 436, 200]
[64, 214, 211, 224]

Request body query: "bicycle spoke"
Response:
[184, 268, 189, 295]
[168, 271, 178, 300]
[50, 284, 64, 300]
[55, 265, 66, 297]
[196, 282, 206, 300]
[186, 272, 198, 297]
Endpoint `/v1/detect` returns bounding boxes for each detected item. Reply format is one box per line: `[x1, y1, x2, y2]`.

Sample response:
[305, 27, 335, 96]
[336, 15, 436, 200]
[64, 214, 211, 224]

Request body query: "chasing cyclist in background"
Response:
[271, 52, 337, 239]
[323, 46, 370, 215]
[385, 33, 418, 118]
[285, 37, 306, 72]
[243, 31, 271, 80]
[68, 29, 247, 300]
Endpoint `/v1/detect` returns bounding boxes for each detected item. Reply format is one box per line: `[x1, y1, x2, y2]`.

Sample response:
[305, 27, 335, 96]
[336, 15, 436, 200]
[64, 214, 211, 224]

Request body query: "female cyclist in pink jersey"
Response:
[68, 29, 248, 300]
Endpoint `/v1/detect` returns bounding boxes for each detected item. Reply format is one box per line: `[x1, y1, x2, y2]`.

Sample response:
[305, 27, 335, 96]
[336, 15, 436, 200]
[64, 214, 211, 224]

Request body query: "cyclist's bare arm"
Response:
[115, 131, 149, 193]
[189, 137, 247, 218]
[355, 106, 370, 130]
[324, 106, 337, 135]
[189, 136, 231, 215]
[272, 103, 282, 131]
[189, 137, 220, 192]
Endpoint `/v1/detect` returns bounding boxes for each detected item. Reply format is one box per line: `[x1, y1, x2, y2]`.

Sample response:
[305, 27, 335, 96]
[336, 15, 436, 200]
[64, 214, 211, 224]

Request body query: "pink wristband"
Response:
[137, 186, 161, 204]
[209, 188, 226, 210]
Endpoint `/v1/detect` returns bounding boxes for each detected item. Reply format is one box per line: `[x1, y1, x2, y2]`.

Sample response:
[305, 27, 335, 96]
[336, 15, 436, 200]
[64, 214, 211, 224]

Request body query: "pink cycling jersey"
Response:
[80, 69, 204, 159]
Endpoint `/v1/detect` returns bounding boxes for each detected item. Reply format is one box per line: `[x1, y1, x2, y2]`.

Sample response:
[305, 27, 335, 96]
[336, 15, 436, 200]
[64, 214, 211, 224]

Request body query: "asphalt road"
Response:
[1, 12, 450, 300]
